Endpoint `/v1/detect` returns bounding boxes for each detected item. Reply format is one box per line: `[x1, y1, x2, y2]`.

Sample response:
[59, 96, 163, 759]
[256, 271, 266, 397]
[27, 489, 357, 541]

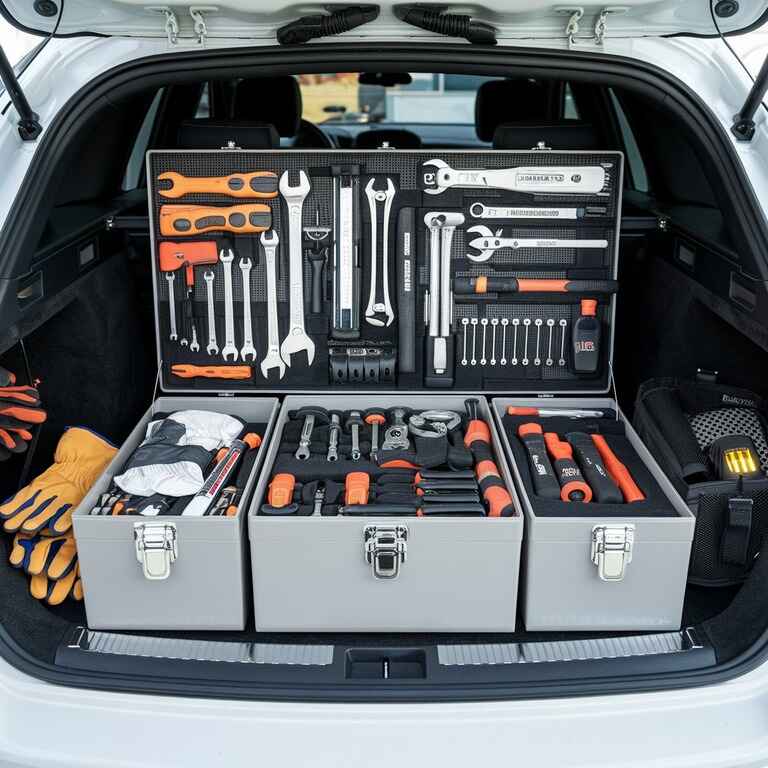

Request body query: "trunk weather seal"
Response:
[1, 42, 768, 702]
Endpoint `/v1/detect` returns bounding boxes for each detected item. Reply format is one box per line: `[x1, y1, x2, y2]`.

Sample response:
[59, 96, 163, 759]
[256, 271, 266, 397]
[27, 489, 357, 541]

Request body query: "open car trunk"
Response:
[1, 41, 767, 701]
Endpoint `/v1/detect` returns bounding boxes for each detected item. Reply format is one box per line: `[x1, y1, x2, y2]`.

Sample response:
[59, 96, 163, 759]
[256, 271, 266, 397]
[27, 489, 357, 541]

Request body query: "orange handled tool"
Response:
[544, 432, 593, 502]
[345, 472, 370, 505]
[454, 277, 618, 295]
[159, 204, 272, 236]
[591, 434, 645, 503]
[268, 473, 296, 508]
[171, 364, 252, 380]
[157, 171, 279, 199]
[464, 398, 517, 517]
[158, 241, 218, 287]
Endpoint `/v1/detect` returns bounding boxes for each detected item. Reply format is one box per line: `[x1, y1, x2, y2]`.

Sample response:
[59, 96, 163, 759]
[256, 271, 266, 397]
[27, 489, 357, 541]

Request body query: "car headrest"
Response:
[475, 79, 554, 142]
[355, 129, 422, 149]
[176, 119, 279, 149]
[233, 77, 302, 137]
[493, 122, 599, 150]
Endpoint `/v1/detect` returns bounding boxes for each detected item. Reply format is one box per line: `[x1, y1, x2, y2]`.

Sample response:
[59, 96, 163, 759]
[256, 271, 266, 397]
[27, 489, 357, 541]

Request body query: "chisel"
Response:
[396, 207, 417, 372]
[157, 171, 279, 199]
[159, 204, 272, 236]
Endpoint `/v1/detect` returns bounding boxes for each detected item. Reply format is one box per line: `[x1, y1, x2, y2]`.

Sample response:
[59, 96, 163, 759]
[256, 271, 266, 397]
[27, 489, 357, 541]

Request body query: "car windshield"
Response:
[300, 73, 494, 125]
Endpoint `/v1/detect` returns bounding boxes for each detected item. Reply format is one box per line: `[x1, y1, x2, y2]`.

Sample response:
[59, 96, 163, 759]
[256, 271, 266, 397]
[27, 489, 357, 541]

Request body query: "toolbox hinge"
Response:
[134, 521, 177, 580]
[557, 6, 628, 47]
[591, 524, 634, 581]
[364, 525, 408, 579]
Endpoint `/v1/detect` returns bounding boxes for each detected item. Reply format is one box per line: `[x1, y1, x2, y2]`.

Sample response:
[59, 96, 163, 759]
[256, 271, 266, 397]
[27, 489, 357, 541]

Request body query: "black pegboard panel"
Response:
[147, 149, 622, 393]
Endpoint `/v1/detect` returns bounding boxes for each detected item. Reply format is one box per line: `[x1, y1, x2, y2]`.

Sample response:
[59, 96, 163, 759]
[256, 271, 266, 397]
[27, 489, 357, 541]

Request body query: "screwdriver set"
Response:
[146, 149, 622, 392]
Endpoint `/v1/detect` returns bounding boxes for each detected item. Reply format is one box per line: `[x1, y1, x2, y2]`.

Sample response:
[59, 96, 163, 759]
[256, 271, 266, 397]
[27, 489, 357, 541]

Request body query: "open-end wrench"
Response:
[490, 318, 498, 366]
[466, 225, 609, 263]
[460, 317, 469, 366]
[522, 318, 531, 366]
[219, 249, 238, 361]
[364, 178, 396, 327]
[165, 272, 178, 341]
[534, 318, 543, 366]
[259, 230, 286, 380]
[500, 318, 508, 366]
[422, 158, 608, 196]
[203, 270, 218, 356]
[239, 257, 256, 362]
[279, 171, 315, 367]
[189, 325, 200, 352]
[470, 318, 478, 366]
[546, 318, 555, 367]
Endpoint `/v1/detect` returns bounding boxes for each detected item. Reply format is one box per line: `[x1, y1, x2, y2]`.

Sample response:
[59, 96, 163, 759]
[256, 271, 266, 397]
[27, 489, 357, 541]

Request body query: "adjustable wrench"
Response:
[422, 158, 608, 196]
[239, 257, 256, 362]
[466, 225, 608, 263]
[203, 270, 218, 356]
[364, 177, 396, 327]
[219, 248, 238, 361]
[279, 171, 315, 367]
[165, 272, 178, 341]
[259, 230, 286, 380]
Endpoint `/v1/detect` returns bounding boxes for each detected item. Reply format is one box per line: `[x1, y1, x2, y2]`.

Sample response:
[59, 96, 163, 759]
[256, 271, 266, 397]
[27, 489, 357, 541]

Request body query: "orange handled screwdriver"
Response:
[544, 432, 593, 502]
[159, 204, 272, 236]
[454, 277, 618, 295]
[157, 171, 279, 199]
[591, 434, 645, 503]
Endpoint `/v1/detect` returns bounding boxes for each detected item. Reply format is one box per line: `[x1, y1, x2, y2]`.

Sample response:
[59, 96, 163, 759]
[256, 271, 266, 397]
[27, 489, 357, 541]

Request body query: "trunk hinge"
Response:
[190, 6, 217, 46]
[147, 6, 180, 44]
[557, 6, 628, 47]
[0, 45, 41, 141]
[147, 5, 216, 45]
[732, 53, 768, 141]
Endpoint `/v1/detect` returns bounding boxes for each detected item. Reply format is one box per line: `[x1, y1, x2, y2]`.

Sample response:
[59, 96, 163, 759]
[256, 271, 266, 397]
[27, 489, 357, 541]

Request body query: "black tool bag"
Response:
[634, 377, 768, 586]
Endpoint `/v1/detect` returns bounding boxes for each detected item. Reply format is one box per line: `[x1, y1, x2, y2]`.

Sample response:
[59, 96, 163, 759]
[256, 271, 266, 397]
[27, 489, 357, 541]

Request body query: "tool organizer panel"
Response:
[147, 150, 623, 392]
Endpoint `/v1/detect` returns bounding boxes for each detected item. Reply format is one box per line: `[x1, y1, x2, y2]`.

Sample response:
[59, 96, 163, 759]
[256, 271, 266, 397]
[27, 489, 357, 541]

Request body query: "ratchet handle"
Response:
[159, 204, 272, 236]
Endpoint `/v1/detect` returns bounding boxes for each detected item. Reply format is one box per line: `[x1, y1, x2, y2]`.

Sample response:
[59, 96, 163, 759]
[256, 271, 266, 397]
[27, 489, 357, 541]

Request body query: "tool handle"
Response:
[517, 424, 561, 500]
[268, 473, 296, 508]
[397, 208, 417, 372]
[345, 471, 370, 505]
[544, 432, 593, 502]
[566, 432, 623, 504]
[454, 277, 619, 294]
[339, 504, 417, 516]
[159, 204, 272, 236]
[170, 364, 252, 380]
[309, 252, 325, 314]
[591, 434, 645, 503]
[417, 504, 486, 516]
[158, 171, 278, 199]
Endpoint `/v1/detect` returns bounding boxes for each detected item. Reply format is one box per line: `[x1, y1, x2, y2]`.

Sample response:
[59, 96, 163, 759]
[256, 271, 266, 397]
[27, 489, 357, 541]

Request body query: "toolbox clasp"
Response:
[364, 525, 408, 580]
[134, 522, 178, 580]
[591, 525, 634, 582]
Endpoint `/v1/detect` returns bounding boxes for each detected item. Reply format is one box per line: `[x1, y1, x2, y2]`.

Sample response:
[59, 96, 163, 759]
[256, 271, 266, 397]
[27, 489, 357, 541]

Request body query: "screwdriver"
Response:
[454, 277, 618, 295]
[566, 432, 623, 504]
[517, 423, 561, 500]
[507, 406, 605, 419]
[544, 432, 593, 502]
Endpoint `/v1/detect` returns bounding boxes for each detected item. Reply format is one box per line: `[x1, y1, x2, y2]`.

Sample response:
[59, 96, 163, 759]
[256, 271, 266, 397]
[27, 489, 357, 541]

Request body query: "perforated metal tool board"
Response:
[147, 149, 623, 394]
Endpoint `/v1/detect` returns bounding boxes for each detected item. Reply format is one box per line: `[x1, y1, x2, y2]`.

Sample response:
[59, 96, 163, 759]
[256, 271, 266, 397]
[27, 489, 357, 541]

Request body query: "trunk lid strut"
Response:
[732, 53, 768, 142]
[0, 44, 41, 141]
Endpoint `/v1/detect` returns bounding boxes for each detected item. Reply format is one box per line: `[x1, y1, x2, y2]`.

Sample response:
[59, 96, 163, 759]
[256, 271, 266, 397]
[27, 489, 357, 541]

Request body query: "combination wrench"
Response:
[219, 248, 238, 361]
[466, 225, 608, 263]
[259, 230, 286, 380]
[165, 272, 178, 341]
[469, 202, 584, 220]
[203, 270, 218, 356]
[239, 257, 257, 362]
[279, 171, 315, 367]
[364, 177, 396, 327]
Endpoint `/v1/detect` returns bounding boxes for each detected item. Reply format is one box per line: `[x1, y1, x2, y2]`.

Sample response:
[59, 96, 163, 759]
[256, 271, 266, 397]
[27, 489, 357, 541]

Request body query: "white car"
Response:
[1, 1, 768, 766]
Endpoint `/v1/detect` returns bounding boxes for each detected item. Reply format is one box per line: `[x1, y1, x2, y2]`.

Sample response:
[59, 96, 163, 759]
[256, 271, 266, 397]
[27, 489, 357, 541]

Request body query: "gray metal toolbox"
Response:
[249, 394, 523, 633]
[492, 396, 694, 631]
[73, 396, 278, 631]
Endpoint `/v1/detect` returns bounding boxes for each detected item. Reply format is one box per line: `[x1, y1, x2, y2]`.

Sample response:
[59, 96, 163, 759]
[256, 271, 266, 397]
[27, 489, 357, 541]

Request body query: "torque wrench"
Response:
[159, 204, 272, 236]
[157, 171, 278, 199]
[511, 318, 519, 365]
[467, 225, 608, 263]
[490, 318, 498, 366]
[259, 230, 286, 380]
[522, 318, 531, 366]
[460, 317, 469, 366]
[507, 407, 605, 418]
[364, 177, 396, 327]
[546, 319, 555, 367]
[203, 270, 218, 356]
[453, 276, 619, 295]
[396, 208, 417, 372]
[559, 318, 568, 366]
[239, 257, 257, 362]
[470, 203, 583, 220]
[534, 318, 543, 367]
[326, 413, 341, 462]
[500, 318, 508, 365]
[279, 170, 315, 367]
[332, 170, 361, 339]
[165, 273, 178, 341]
[480, 318, 488, 366]
[219, 249, 238, 361]
[422, 158, 609, 196]
[470, 318, 478, 366]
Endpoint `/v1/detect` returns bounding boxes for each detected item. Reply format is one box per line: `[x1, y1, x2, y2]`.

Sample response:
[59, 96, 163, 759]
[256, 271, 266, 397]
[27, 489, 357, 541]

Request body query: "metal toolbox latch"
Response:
[591, 524, 634, 582]
[364, 525, 408, 580]
[134, 522, 178, 580]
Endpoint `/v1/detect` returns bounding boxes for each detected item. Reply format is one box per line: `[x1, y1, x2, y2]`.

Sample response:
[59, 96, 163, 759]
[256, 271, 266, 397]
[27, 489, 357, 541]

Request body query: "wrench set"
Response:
[148, 149, 621, 394]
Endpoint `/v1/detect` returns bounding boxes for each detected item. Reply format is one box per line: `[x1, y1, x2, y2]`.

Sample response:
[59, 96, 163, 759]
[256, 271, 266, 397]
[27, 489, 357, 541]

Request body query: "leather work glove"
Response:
[9, 531, 82, 605]
[0, 366, 46, 461]
[0, 427, 117, 536]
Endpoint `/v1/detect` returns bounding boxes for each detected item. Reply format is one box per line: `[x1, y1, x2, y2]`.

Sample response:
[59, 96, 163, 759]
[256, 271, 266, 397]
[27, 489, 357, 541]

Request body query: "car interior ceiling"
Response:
[1, 67, 767, 671]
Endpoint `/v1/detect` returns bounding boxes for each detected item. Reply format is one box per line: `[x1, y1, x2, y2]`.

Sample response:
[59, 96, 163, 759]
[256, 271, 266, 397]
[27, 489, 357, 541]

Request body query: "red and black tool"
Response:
[566, 432, 623, 504]
[454, 277, 618, 295]
[591, 435, 645, 503]
[544, 432, 593, 502]
[572, 298, 601, 374]
[464, 398, 516, 517]
[517, 423, 561, 500]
